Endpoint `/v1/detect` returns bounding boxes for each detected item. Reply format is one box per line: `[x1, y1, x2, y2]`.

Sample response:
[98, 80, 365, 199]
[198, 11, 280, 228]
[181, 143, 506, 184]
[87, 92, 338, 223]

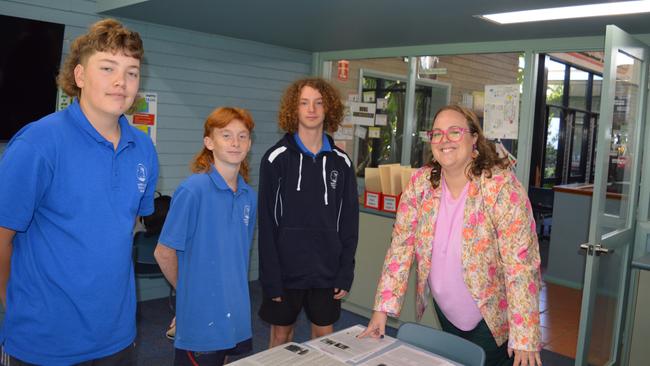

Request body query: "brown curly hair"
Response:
[191, 107, 255, 182]
[57, 18, 144, 98]
[427, 105, 511, 188]
[278, 77, 344, 133]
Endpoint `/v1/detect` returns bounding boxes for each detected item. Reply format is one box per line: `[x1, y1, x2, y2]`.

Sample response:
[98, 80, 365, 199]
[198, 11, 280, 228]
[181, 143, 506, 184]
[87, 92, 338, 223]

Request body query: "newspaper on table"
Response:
[360, 344, 456, 366]
[230, 342, 346, 366]
[305, 325, 395, 363]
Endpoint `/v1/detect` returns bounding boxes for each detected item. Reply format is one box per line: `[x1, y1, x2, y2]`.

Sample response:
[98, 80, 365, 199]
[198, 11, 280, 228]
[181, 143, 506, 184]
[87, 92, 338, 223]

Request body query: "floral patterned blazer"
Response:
[373, 166, 541, 351]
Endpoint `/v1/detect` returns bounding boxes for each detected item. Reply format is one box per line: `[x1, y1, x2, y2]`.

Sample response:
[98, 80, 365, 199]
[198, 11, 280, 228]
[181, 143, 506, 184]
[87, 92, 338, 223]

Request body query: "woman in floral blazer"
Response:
[360, 105, 542, 366]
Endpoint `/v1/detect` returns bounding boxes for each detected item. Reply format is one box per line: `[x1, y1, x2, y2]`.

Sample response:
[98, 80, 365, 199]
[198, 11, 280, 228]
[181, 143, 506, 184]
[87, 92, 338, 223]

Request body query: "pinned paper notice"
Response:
[363, 91, 376, 103]
[343, 102, 353, 124]
[419, 130, 430, 142]
[375, 114, 387, 126]
[376, 98, 387, 109]
[349, 102, 376, 126]
[355, 126, 367, 139]
[348, 93, 360, 102]
[333, 126, 354, 140]
[368, 127, 381, 139]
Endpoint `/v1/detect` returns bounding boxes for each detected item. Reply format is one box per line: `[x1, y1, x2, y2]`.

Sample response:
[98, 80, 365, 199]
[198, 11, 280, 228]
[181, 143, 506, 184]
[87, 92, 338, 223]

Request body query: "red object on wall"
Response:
[337, 60, 349, 81]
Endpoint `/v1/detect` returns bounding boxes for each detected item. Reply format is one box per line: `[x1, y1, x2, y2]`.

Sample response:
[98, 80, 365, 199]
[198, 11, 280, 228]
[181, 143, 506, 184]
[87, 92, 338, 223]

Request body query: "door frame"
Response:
[574, 25, 649, 366]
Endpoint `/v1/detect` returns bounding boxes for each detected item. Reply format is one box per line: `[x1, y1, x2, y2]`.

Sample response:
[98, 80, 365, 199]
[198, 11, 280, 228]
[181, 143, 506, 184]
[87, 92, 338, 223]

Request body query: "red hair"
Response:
[191, 107, 255, 182]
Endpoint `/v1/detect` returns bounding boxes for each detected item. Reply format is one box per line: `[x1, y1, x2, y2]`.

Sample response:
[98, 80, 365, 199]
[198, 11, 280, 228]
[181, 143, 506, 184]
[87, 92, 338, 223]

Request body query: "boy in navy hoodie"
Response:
[258, 78, 359, 347]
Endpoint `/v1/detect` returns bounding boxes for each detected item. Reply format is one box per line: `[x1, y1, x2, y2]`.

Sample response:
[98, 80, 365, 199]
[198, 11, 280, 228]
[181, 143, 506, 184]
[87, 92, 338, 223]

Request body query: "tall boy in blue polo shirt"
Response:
[154, 107, 257, 366]
[0, 19, 158, 365]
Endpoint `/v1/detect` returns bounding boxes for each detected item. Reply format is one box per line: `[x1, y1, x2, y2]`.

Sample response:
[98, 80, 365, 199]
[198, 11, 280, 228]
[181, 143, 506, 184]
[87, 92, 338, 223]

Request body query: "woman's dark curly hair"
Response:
[278, 78, 344, 133]
[427, 105, 511, 188]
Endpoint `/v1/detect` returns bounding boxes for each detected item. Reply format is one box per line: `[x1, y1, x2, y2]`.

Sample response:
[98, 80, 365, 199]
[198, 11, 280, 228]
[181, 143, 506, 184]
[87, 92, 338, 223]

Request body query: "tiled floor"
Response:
[540, 281, 615, 365]
[539, 281, 581, 359]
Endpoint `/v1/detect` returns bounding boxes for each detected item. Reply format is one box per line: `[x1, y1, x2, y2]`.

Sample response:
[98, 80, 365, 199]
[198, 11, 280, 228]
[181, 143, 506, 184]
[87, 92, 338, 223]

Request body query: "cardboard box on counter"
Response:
[364, 164, 414, 213]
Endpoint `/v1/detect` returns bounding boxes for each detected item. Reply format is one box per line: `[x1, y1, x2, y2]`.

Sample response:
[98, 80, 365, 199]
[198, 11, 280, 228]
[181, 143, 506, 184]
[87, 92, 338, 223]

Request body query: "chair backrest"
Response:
[397, 322, 486, 366]
[528, 186, 555, 210]
[142, 193, 171, 236]
[133, 231, 163, 276]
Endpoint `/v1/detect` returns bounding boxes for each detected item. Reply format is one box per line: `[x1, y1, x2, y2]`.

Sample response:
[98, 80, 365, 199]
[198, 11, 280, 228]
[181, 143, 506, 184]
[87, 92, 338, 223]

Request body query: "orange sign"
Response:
[133, 113, 155, 125]
[337, 60, 349, 81]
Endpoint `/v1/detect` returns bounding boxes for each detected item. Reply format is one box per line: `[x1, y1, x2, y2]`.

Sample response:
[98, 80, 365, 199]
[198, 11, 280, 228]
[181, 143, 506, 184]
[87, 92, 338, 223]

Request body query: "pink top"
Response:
[428, 178, 483, 331]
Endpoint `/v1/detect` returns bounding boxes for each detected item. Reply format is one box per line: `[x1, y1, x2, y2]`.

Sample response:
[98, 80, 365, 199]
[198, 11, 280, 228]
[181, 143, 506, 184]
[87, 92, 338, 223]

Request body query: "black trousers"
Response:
[434, 302, 513, 366]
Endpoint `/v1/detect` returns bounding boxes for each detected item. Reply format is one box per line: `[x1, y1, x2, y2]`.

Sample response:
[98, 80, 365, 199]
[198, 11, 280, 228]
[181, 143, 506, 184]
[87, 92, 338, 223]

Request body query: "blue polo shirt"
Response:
[293, 133, 332, 157]
[159, 167, 256, 352]
[0, 100, 159, 365]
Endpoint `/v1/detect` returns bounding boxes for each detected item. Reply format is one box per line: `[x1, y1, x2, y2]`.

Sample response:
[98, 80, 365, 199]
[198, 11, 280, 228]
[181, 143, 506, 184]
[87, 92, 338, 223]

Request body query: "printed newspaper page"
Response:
[360, 345, 456, 366]
[230, 342, 346, 366]
[305, 325, 395, 363]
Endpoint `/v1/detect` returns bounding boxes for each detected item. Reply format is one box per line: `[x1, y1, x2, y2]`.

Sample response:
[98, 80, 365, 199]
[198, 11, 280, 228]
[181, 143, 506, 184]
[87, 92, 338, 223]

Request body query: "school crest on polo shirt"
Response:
[243, 205, 251, 226]
[136, 163, 147, 193]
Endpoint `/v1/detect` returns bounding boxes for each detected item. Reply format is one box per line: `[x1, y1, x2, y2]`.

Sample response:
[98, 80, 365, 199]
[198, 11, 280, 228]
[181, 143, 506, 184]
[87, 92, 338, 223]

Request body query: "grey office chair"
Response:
[397, 322, 486, 366]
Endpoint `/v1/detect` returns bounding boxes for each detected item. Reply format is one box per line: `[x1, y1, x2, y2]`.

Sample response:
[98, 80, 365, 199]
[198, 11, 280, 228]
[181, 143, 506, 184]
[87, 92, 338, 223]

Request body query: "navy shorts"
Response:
[174, 338, 252, 366]
[258, 288, 341, 326]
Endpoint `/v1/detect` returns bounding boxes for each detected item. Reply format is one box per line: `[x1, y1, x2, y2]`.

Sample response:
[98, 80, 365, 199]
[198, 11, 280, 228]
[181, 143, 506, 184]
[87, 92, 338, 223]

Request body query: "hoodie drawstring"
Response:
[296, 154, 303, 191]
[322, 156, 328, 205]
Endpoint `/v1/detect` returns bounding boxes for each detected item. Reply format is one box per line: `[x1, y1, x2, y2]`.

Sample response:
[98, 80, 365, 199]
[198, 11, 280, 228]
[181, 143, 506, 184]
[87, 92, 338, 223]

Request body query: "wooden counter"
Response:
[553, 183, 623, 200]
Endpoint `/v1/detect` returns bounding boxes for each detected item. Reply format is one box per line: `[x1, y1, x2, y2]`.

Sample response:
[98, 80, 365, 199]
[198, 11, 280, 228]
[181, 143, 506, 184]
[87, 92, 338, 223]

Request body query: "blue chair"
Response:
[133, 231, 175, 311]
[397, 322, 486, 366]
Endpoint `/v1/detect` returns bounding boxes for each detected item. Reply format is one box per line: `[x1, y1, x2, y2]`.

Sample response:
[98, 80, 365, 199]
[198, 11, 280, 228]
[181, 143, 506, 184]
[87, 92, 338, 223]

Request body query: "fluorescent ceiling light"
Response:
[479, 1, 650, 24]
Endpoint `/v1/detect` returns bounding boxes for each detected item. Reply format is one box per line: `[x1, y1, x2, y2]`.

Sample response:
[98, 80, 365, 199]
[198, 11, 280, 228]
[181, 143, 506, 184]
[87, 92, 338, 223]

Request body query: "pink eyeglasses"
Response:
[427, 126, 471, 144]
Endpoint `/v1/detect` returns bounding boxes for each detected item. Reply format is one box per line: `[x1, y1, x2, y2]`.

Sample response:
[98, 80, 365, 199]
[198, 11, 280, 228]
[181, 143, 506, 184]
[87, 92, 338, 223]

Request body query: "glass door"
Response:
[575, 26, 649, 366]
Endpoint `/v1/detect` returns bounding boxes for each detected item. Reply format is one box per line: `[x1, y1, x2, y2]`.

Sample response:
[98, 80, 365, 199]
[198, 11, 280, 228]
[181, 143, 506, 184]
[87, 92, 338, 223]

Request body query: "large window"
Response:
[327, 53, 524, 180]
[354, 72, 449, 175]
[531, 53, 602, 187]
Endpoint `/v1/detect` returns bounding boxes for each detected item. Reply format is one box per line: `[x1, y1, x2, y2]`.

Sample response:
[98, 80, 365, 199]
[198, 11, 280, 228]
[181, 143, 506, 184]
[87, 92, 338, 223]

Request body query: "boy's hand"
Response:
[333, 288, 348, 299]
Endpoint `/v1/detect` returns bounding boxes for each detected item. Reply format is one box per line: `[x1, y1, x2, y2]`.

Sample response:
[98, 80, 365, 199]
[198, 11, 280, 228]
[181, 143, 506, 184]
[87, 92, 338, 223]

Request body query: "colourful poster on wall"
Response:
[125, 92, 157, 144]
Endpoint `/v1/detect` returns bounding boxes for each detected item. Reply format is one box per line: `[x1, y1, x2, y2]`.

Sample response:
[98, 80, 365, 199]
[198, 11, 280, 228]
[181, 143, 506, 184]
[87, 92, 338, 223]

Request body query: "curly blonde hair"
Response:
[191, 107, 255, 182]
[278, 78, 344, 133]
[427, 105, 511, 188]
[57, 19, 144, 98]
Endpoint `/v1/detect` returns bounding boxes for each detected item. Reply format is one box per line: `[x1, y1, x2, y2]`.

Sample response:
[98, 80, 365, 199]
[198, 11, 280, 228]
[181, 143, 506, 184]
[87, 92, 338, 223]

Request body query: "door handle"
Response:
[594, 245, 613, 256]
[579, 243, 614, 256]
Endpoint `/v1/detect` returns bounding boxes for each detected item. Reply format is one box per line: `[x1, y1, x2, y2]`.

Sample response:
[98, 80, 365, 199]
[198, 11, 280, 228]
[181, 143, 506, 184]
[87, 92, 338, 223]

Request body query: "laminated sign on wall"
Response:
[483, 84, 519, 139]
[349, 101, 376, 126]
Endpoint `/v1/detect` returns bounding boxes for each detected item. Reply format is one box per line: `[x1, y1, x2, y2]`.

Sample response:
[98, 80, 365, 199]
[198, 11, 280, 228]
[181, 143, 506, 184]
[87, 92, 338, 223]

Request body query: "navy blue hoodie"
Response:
[258, 133, 359, 298]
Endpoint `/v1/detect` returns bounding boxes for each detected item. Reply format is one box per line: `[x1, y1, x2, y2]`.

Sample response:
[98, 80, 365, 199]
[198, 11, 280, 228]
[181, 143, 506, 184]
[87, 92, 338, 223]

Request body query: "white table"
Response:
[230, 325, 461, 366]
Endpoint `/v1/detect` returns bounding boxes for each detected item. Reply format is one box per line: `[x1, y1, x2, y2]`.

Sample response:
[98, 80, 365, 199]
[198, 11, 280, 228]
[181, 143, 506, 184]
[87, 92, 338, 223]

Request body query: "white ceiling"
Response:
[98, 0, 650, 51]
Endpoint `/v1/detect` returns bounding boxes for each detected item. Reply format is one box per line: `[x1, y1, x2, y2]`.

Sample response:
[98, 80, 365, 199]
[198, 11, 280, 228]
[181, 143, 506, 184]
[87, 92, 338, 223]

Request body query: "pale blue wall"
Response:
[0, 0, 312, 290]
